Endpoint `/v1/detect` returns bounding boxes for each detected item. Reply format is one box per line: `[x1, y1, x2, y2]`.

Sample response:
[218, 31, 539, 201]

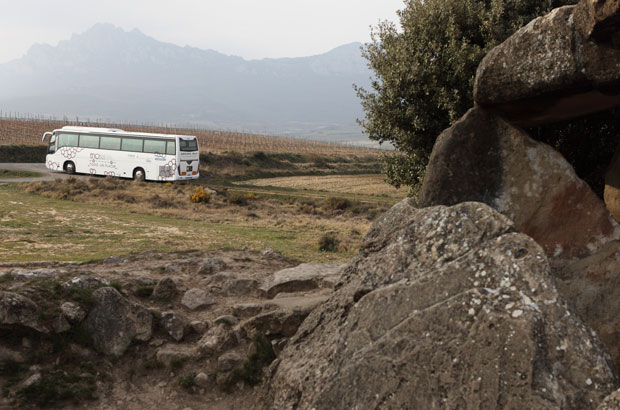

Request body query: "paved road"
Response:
[0, 163, 70, 184]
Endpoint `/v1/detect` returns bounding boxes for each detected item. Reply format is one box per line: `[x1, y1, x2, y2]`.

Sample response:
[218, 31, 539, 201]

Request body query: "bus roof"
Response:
[55, 126, 196, 140]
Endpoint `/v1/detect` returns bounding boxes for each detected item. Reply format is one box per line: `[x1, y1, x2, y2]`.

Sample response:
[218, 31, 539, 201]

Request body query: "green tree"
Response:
[357, 0, 620, 195]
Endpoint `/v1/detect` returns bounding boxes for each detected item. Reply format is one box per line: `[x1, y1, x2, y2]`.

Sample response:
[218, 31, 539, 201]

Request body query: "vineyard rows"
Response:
[0, 114, 384, 157]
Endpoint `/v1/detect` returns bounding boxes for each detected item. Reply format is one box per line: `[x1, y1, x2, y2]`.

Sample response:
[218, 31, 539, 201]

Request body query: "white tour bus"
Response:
[41, 126, 199, 181]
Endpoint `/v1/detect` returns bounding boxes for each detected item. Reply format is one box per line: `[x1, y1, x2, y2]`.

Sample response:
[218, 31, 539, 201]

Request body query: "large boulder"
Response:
[83, 287, 153, 356]
[474, 5, 620, 126]
[419, 107, 620, 369]
[264, 202, 618, 410]
[574, 0, 620, 41]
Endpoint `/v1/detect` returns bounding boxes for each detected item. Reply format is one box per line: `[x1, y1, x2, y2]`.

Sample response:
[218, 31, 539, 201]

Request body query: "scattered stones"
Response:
[260, 263, 344, 299]
[196, 258, 227, 275]
[264, 202, 618, 409]
[153, 277, 178, 301]
[0, 291, 47, 333]
[181, 288, 216, 310]
[60, 302, 86, 323]
[160, 311, 186, 342]
[83, 287, 153, 356]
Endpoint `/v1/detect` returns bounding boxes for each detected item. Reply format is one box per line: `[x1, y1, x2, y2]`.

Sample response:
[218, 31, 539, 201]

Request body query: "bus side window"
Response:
[57, 133, 78, 148]
[121, 138, 143, 152]
[166, 141, 175, 155]
[78, 134, 100, 149]
[48, 135, 57, 154]
[143, 139, 166, 154]
[100, 136, 121, 150]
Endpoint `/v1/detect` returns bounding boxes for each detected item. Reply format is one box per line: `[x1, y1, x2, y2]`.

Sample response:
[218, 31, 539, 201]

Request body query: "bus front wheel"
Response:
[64, 161, 75, 174]
[133, 168, 145, 181]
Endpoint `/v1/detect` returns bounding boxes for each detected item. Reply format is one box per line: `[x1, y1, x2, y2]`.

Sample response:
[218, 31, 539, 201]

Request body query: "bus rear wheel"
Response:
[133, 168, 145, 181]
[64, 161, 75, 174]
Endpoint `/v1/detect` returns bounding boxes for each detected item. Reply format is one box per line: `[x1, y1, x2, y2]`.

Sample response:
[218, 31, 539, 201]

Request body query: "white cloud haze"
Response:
[0, 0, 403, 63]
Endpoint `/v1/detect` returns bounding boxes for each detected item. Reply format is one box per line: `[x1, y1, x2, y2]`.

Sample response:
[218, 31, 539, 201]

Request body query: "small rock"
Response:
[261, 248, 283, 260]
[0, 345, 25, 363]
[219, 278, 260, 297]
[163, 264, 182, 275]
[83, 287, 153, 356]
[63, 276, 109, 290]
[156, 345, 195, 366]
[20, 373, 42, 389]
[153, 278, 178, 301]
[218, 352, 244, 372]
[196, 258, 227, 275]
[52, 315, 71, 333]
[194, 372, 209, 387]
[198, 325, 241, 357]
[11, 268, 59, 281]
[0, 291, 48, 333]
[214, 315, 238, 326]
[136, 277, 156, 286]
[160, 311, 186, 342]
[181, 288, 216, 310]
[103, 255, 127, 264]
[190, 320, 207, 334]
[150, 338, 166, 347]
[260, 263, 344, 299]
[232, 303, 263, 318]
[60, 302, 86, 323]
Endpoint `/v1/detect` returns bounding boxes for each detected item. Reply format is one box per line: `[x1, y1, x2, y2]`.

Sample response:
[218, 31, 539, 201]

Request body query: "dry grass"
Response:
[16, 176, 388, 261]
[240, 174, 407, 199]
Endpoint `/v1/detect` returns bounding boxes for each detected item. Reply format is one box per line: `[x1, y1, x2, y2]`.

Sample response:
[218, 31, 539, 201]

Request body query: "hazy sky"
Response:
[0, 0, 404, 64]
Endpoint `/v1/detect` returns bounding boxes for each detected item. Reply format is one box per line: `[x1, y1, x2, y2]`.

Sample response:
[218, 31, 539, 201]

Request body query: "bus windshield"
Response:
[179, 138, 198, 151]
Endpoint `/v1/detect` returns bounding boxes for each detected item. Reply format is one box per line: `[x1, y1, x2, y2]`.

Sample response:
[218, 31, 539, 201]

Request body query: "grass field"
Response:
[0, 184, 360, 263]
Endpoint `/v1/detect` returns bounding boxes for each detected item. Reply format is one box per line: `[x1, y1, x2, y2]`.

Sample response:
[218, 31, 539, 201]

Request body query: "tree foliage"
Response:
[357, 0, 619, 195]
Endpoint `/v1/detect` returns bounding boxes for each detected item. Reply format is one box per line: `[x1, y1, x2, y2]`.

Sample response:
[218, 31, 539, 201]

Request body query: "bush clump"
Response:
[190, 186, 211, 203]
[318, 233, 340, 252]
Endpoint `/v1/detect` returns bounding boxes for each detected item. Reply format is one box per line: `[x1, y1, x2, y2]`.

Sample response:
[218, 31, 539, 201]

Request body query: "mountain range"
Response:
[0, 24, 374, 143]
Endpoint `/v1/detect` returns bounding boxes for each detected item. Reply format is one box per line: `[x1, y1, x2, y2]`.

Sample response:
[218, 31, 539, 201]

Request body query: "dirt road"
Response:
[0, 163, 69, 184]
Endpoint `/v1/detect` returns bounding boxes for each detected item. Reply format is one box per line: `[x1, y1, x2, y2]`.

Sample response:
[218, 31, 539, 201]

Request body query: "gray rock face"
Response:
[10, 268, 60, 281]
[260, 263, 344, 299]
[155, 344, 195, 366]
[0, 291, 47, 333]
[474, 5, 620, 126]
[264, 202, 618, 410]
[181, 288, 215, 310]
[83, 287, 153, 356]
[217, 352, 243, 372]
[419, 107, 620, 370]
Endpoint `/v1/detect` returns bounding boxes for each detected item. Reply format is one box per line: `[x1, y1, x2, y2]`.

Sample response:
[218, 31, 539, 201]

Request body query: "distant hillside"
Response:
[0, 24, 373, 143]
